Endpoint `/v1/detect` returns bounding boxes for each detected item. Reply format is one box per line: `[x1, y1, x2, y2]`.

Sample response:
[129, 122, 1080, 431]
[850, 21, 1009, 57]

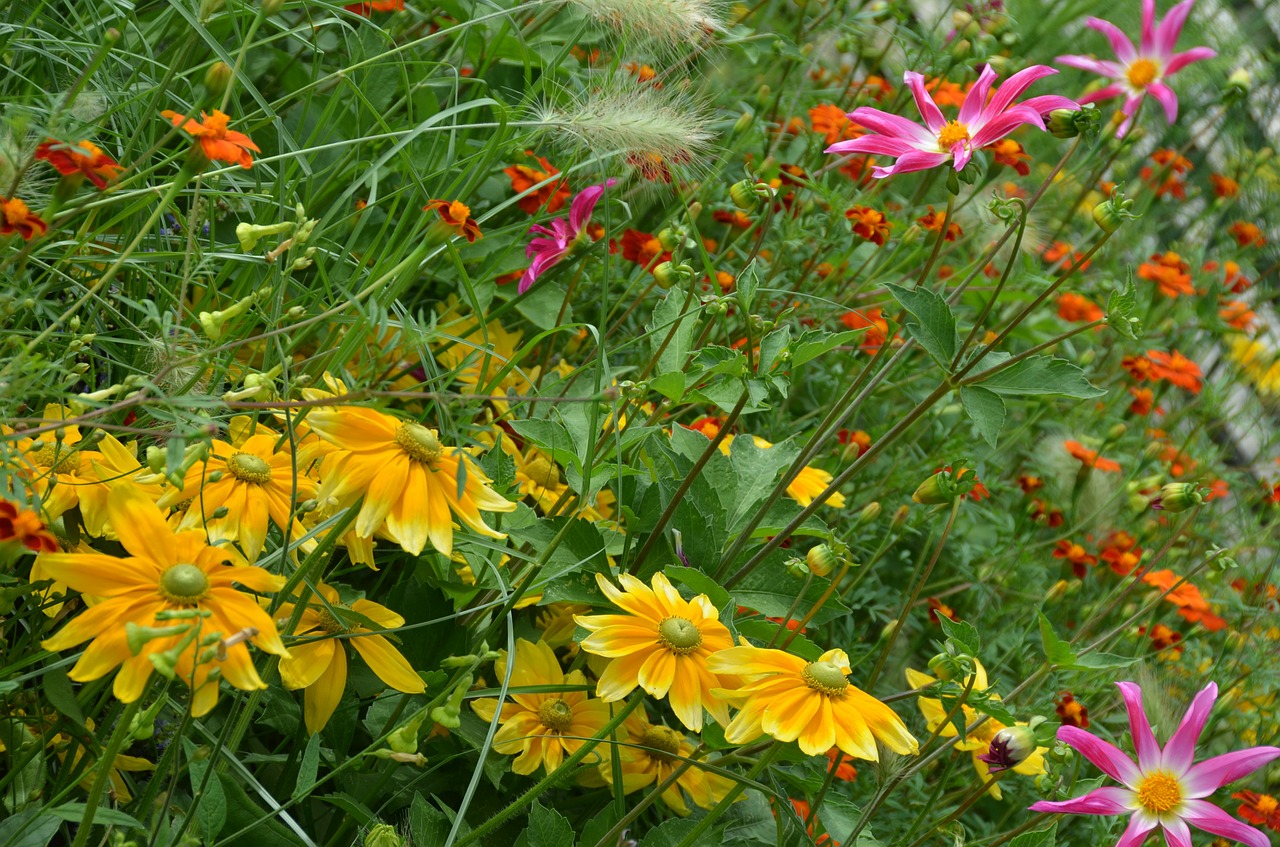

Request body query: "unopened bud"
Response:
[363, 824, 405, 847]
[806, 544, 838, 578]
[653, 261, 692, 287]
[784, 557, 809, 579]
[927, 651, 974, 682]
[204, 61, 233, 95]
[656, 228, 684, 252]
[729, 179, 772, 211]
[1092, 188, 1138, 233]
[1151, 482, 1203, 513]
[1226, 68, 1251, 99]
[912, 467, 976, 505]
[856, 501, 881, 525]
[978, 725, 1038, 773]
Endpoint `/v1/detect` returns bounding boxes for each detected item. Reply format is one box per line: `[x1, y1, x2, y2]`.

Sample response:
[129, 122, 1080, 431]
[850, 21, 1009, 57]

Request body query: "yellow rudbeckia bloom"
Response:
[575, 571, 734, 731]
[37, 487, 288, 716]
[708, 646, 918, 759]
[904, 664, 1047, 799]
[470, 639, 610, 775]
[717, 434, 845, 509]
[77, 433, 164, 539]
[277, 583, 425, 734]
[305, 406, 515, 557]
[2, 403, 93, 521]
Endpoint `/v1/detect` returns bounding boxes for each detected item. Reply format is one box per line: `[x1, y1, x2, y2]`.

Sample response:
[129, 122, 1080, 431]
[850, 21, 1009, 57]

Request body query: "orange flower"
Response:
[1030, 498, 1064, 528]
[1204, 260, 1251, 293]
[628, 150, 688, 183]
[1053, 539, 1097, 577]
[1219, 299, 1255, 330]
[787, 799, 838, 846]
[925, 77, 967, 108]
[916, 206, 961, 241]
[35, 139, 123, 189]
[809, 103, 859, 145]
[1064, 439, 1121, 473]
[1043, 241, 1090, 272]
[1055, 692, 1089, 728]
[1127, 386, 1156, 416]
[927, 596, 956, 624]
[987, 139, 1030, 175]
[1056, 292, 1103, 323]
[1122, 354, 1155, 382]
[1229, 221, 1266, 248]
[1147, 349, 1202, 393]
[1209, 174, 1239, 198]
[1139, 149, 1191, 199]
[1233, 791, 1280, 832]
[620, 228, 670, 270]
[846, 205, 891, 246]
[625, 61, 660, 86]
[839, 307, 896, 353]
[825, 748, 858, 781]
[423, 199, 482, 242]
[837, 428, 871, 459]
[1100, 532, 1143, 577]
[162, 109, 259, 169]
[1, 197, 48, 240]
[1018, 475, 1043, 494]
[344, 0, 402, 13]
[504, 153, 570, 214]
[1137, 251, 1195, 298]
[1142, 569, 1227, 631]
[713, 209, 753, 229]
[855, 75, 893, 100]
[569, 45, 601, 64]
[1139, 622, 1182, 658]
[0, 499, 59, 553]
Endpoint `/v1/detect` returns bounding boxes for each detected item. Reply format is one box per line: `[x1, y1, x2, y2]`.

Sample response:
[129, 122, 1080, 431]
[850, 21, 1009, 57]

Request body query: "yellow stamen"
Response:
[936, 120, 970, 149]
[1126, 58, 1159, 89]
[1136, 771, 1182, 814]
[537, 698, 574, 732]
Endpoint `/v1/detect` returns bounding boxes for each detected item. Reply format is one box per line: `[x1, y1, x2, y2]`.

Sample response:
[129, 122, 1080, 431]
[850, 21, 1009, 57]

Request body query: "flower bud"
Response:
[733, 112, 753, 135]
[204, 61, 233, 96]
[729, 179, 773, 211]
[1226, 68, 1251, 99]
[784, 557, 809, 579]
[856, 501, 881, 525]
[1150, 482, 1203, 512]
[653, 261, 692, 287]
[806, 544, 838, 577]
[364, 824, 405, 847]
[656, 228, 684, 252]
[1092, 189, 1138, 233]
[978, 725, 1038, 773]
[912, 467, 976, 505]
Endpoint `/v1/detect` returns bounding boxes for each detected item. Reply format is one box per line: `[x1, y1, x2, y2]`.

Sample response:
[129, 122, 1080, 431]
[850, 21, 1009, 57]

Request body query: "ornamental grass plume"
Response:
[563, 0, 721, 48]
[1030, 681, 1280, 847]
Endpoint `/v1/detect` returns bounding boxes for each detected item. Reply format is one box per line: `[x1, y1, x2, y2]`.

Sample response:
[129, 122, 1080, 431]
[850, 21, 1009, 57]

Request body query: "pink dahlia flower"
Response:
[1029, 681, 1280, 847]
[519, 178, 615, 294]
[1056, 0, 1216, 135]
[825, 65, 1078, 179]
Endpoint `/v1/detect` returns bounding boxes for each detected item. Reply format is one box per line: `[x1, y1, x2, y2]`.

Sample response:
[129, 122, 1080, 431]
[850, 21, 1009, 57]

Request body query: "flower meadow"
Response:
[2, 0, 1280, 845]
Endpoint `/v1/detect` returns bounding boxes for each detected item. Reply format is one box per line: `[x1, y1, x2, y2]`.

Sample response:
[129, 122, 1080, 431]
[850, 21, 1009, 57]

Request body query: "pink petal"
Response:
[1162, 817, 1192, 847]
[951, 142, 972, 171]
[847, 106, 935, 145]
[1141, 0, 1156, 54]
[569, 179, 615, 232]
[1162, 682, 1216, 774]
[905, 70, 947, 132]
[1086, 17, 1138, 62]
[1077, 83, 1126, 104]
[825, 136, 916, 157]
[1165, 46, 1216, 75]
[1118, 813, 1159, 847]
[1020, 95, 1082, 115]
[1155, 0, 1197, 56]
[1057, 725, 1142, 787]
[1057, 55, 1125, 78]
[1183, 747, 1280, 797]
[1028, 786, 1134, 815]
[1147, 81, 1179, 123]
[871, 150, 950, 178]
[985, 65, 1060, 117]
[1181, 799, 1273, 847]
[969, 105, 1045, 148]
[959, 64, 999, 125]
[1117, 682, 1162, 772]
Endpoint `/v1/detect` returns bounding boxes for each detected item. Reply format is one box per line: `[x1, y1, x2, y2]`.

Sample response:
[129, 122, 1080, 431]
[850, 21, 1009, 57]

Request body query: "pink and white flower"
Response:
[1056, 0, 1216, 136]
[825, 65, 1078, 179]
[519, 179, 616, 294]
[1029, 681, 1280, 847]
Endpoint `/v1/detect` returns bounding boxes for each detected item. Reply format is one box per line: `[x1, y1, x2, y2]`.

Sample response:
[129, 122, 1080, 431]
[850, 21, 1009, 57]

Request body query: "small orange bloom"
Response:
[1233, 791, 1280, 832]
[839, 307, 895, 353]
[927, 596, 956, 624]
[1056, 292, 1104, 323]
[846, 205, 891, 246]
[836, 428, 871, 458]
[1209, 174, 1239, 198]
[1127, 386, 1156, 416]
[1043, 241, 1091, 272]
[713, 209, 753, 229]
[0, 499, 59, 553]
[1122, 354, 1155, 382]
[855, 75, 893, 100]
[1219, 299, 1255, 330]
[787, 799, 837, 846]
[1140, 149, 1192, 199]
[1, 197, 48, 240]
[809, 103, 859, 145]
[916, 206, 961, 241]
[344, 0, 402, 14]
[825, 748, 857, 782]
[1204, 260, 1251, 293]
[1147, 349, 1202, 393]
[625, 61, 660, 86]
[1030, 498, 1064, 528]
[35, 139, 123, 189]
[1142, 569, 1227, 631]
[1055, 692, 1089, 728]
[620, 228, 670, 270]
[1101, 539, 1143, 577]
[1137, 251, 1195, 298]
[1018, 475, 1043, 494]
[162, 109, 259, 169]
[1138, 622, 1182, 659]
[1229, 221, 1266, 248]
[987, 139, 1031, 175]
[925, 77, 967, 108]
[1053, 539, 1097, 578]
[423, 199, 482, 242]
[1064, 439, 1121, 473]
[504, 153, 571, 214]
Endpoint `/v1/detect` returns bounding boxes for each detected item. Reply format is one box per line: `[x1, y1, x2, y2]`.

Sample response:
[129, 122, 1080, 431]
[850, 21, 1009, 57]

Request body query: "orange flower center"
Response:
[3, 198, 31, 225]
[1127, 58, 1160, 89]
[936, 120, 970, 149]
[203, 110, 231, 137]
[802, 660, 850, 697]
[657, 616, 702, 654]
[160, 563, 210, 605]
[395, 423, 442, 464]
[227, 452, 272, 484]
[1136, 770, 1182, 813]
[1257, 795, 1279, 814]
[537, 698, 574, 732]
[640, 725, 683, 763]
[523, 455, 561, 489]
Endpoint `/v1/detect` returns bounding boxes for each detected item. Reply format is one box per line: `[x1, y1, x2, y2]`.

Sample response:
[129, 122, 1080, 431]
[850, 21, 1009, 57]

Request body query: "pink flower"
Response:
[825, 65, 1077, 179]
[1029, 681, 1280, 847]
[1056, 0, 1216, 136]
[519, 179, 615, 294]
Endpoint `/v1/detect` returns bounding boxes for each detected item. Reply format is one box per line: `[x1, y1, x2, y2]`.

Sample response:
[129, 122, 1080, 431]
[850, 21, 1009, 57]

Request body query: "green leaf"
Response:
[647, 289, 699, 377]
[937, 616, 980, 656]
[735, 620, 823, 660]
[791, 329, 865, 367]
[975, 355, 1106, 399]
[189, 751, 228, 842]
[409, 795, 452, 846]
[1068, 652, 1142, 670]
[293, 733, 322, 800]
[642, 818, 722, 847]
[665, 565, 732, 611]
[960, 386, 1005, 448]
[1009, 822, 1057, 847]
[1037, 611, 1077, 666]
[509, 419, 581, 473]
[526, 800, 575, 847]
[44, 805, 145, 829]
[734, 566, 851, 627]
[758, 326, 791, 374]
[885, 282, 959, 368]
[1106, 275, 1142, 340]
[724, 434, 799, 531]
[0, 809, 59, 847]
[649, 370, 686, 401]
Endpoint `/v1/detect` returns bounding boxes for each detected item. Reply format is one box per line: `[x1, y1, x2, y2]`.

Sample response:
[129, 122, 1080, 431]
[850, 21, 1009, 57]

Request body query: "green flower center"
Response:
[227, 452, 272, 484]
[396, 423, 442, 464]
[640, 726, 683, 763]
[658, 616, 702, 655]
[802, 660, 850, 697]
[537, 698, 574, 733]
[315, 609, 348, 634]
[160, 563, 210, 605]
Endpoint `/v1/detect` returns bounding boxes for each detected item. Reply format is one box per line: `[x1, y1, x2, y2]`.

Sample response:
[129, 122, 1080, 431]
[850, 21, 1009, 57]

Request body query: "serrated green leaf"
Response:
[647, 290, 698, 376]
[885, 282, 959, 368]
[1037, 611, 1077, 666]
[1066, 652, 1142, 670]
[938, 616, 981, 655]
[758, 326, 791, 374]
[527, 800, 575, 847]
[409, 794, 451, 846]
[975, 355, 1106, 399]
[1009, 822, 1056, 847]
[791, 329, 865, 366]
[665, 565, 732, 610]
[1107, 275, 1142, 339]
[960, 386, 1005, 448]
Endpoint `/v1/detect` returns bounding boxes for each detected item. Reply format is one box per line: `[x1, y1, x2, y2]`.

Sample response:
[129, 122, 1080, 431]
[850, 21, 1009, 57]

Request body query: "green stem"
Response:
[69, 699, 143, 847]
[673, 744, 782, 847]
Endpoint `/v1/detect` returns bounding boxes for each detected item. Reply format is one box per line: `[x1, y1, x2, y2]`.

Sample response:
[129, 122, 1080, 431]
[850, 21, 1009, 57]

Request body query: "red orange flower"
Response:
[1142, 569, 1227, 631]
[162, 109, 259, 168]
[1057, 292, 1104, 323]
[1, 197, 47, 240]
[839, 307, 896, 353]
[35, 139, 123, 189]
[0, 499, 59, 553]
[344, 0, 402, 14]
[1139, 622, 1183, 659]
[1053, 539, 1097, 578]
[423, 199, 482, 242]
[1043, 241, 1091, 271]
[1210, 174, 1239, 198]
[1147, 349, 1202, 393]
[916, 206, 961, 241]
[1137, 251, 1195, 298]
[809, 103, 860, 145]
[1219, 300, 1255, 330]
[504, 153, 571, 214]
[1127, 386, 1157, 416]
[1100, 531, 1143, 576]
[1229, 221, 1266, 248]
[1055, 692, 1089, 728]
[1233, 791, 1280, 832]
[620, 228, 671, 270]
[1140, 149, 1192, 199]
[1064, 439, 1121, 473]
[846, 205, 891, 246]
[987, 138, 1031, 175]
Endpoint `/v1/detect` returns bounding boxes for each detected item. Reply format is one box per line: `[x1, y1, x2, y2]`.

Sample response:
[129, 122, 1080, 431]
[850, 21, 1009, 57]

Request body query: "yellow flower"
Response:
[536, 602, 592, 648]
[507, 441, 569, 512]
[904, 664, 1046, 799]
[434, 311, 536, 412]
[2, 404, 92, 520]
[54, 719, 154, 802]
[470, 639, 610, 775]
[76, 434, 164, 538]
[708, 646, 918, 759]
[155, 425, 317, 562]
[277, 583, 425, 734]
[718, 434, 845, 508]
[306, 406, 515, 557]
[37, 487, 288, 716]
[600, 705, 735, 815]
[575, 571, 734, 731]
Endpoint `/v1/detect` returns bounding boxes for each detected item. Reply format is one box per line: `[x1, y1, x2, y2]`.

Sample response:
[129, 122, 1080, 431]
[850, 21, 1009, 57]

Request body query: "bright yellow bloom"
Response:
[156, 425, 317, 562]
[708, 646, 918, 759]
[305, 406, 515, 557]
[277, 583, 425, 734]
[575, 571, 734, 731]
[718, 434, 845, 508]
[2, 404, 92, 520]
[470, 639, 610, 775]
[600, 705, 736, 815]
[434, 312, 536, 412]
[55, 719, 154, 802]
[905, 664, 1046, 799]
[38, 487, 288, 716]
[76, 434, 164, 538]
[507, 441, 569, 512]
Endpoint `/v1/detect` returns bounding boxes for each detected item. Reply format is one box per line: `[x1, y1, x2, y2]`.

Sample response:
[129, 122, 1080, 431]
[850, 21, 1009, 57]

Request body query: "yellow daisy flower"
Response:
[37, 486, 288, 716]
[54, 718, 154, 802]
[305, 405, 515, 557]
[718, 434, 845, 509]
[574, 571, 734, 731]
[156, 426, 317, 563]
[434, 311, 536, 412]
[905, 664, 1046, 799]
[600, 705, 736, 816]
[708, 646, 918, 759]
[77, 433, 164, 539]
[2, 403, 93, 520]
[505, 441, 569, 512]
[276, 583, 425, 734]
[470, 638, 610, 775]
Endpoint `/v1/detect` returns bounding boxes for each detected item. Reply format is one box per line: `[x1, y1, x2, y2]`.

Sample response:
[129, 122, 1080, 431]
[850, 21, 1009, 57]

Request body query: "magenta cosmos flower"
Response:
[825, 65, 1078, 179]
[519, 179, 615, 294]
[1029, 682, 1280, 847]
[1056, 0, 1216, 135]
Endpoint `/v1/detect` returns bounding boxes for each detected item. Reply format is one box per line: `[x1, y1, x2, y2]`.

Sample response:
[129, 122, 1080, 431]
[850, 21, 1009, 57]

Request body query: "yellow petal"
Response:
[279, 640, 337, 690]
[304, 643, 347, 734]
[349, 634, 425, 693]
[107, 486, 177, 565]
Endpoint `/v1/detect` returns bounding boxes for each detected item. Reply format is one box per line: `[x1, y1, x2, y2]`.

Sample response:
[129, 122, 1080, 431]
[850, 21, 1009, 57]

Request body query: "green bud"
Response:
[1092, 188, 1138, 233]
[1151, 482, 1203, 513]
[363, 824, 404, 847]
[784, 557, 810, 579]
[204, 61, 233, 96]
[806, 544, 838, 578]
[729, 179, 773, 211]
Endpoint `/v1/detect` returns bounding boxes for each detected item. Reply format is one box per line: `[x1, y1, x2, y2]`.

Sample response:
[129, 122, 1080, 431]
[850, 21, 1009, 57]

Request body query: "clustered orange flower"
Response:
[1138, 622, 1183, 659]
[1219, 300, 1255, 330]
[1043, 241, 1090, 272]
[1204, 260, 1251, 293]
[1053, 538, 1097, 578]
[808, 103, 860, 145]
[1209, 173, 1239, 198]
[837, 428, 871, 459]
[987, 138, 1031, 175]
[0, 499, 59, 553]
[1, 197, 47, 240]
[162, 109, 259, 169]
[1099, 531, 1143, 576]
[916, 206, 961, 241]
[1056, 292, 1103, 323]
[1233, 791, 1280, 833]
[35, 139, 123, 189]
[1055, 692, 1089, 728]
[1124, 350, 1203, 394]
[839, 307, 896, 354]
[423, 199, 482, 242]
[1128, 386, 1156, 416]
[713, 209, 753, 229]
[925, 76, 968, 108]
[1064, 439, 1121, 473]
[1142, 569, 1227, 631]
[625, 61, 660, 87]
[1137, 251, 1195, 298]
[1229, 221, 1266, 248]
[619, 228, 671, 270]
[1139, 148, 1193, 199]
[846, 205, 891, 246]
[504, 152, 571, 214]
